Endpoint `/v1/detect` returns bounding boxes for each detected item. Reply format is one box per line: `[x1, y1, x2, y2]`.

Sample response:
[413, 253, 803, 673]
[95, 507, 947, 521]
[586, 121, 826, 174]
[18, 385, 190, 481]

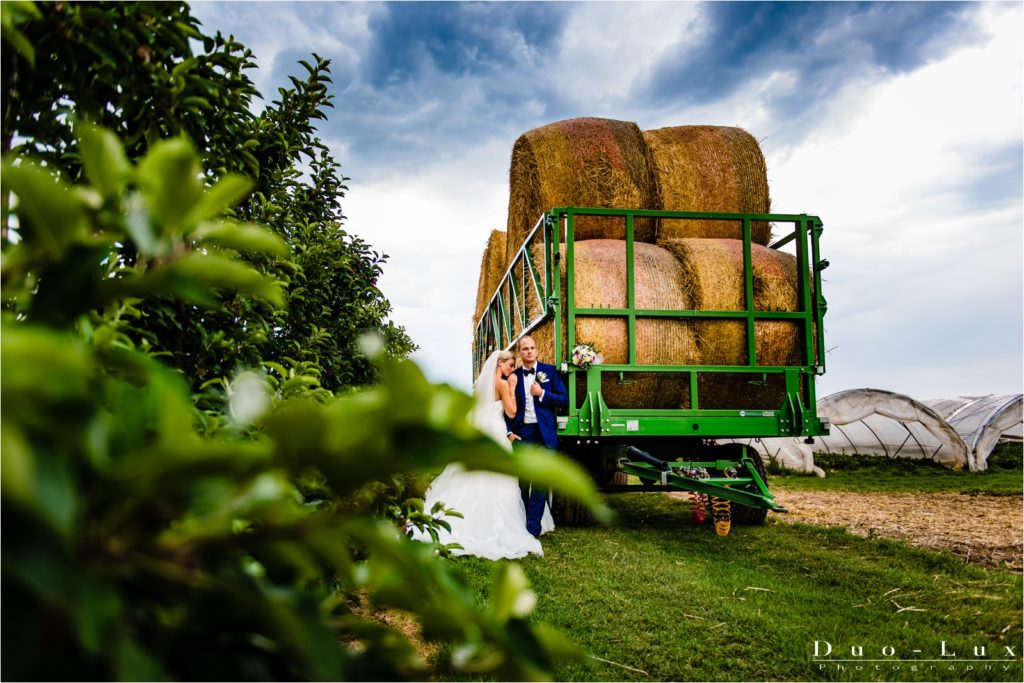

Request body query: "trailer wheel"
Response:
[549, 492, 593, 526]
[606, 470, 629, 487]
[730, 446, 770, 526]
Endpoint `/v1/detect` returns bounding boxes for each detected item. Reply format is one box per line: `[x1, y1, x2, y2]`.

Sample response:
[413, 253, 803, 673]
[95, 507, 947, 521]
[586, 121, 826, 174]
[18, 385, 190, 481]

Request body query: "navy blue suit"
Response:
[506, 362, 568, 537]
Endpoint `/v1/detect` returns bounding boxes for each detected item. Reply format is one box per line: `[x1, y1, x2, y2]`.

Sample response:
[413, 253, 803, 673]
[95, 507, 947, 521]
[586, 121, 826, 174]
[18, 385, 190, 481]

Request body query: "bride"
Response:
[412, 349, 554, 560]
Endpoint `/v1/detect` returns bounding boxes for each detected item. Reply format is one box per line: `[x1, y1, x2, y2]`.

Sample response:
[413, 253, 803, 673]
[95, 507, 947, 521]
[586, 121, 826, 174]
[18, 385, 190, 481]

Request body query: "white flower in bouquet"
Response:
[571, 343, 601, 369]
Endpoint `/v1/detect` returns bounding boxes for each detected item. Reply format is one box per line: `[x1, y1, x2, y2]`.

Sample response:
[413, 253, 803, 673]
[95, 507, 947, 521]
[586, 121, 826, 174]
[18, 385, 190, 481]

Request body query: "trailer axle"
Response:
[618, 445, 788, 513]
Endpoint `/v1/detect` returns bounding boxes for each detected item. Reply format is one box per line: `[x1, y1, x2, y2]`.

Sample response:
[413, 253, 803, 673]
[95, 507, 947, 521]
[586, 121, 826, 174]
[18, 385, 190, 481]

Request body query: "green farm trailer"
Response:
[473, 208, 830, 535]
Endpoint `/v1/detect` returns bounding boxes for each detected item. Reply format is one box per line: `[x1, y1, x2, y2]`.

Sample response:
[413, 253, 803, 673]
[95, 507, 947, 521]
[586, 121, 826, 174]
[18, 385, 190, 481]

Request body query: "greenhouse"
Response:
[721, 390, 1020, 475]
[923, 394, 1022, 470]
[807, 388, 972, 470]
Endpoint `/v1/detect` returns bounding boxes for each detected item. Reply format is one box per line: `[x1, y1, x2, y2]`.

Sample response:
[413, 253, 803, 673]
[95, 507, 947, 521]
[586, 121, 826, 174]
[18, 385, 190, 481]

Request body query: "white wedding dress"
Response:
[411, 353, 554, 560]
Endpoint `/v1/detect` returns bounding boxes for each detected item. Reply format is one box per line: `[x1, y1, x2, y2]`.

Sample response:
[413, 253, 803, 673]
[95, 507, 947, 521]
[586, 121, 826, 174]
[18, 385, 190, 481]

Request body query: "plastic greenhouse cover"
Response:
[812, 388, 972, 470]
[923, 394, 1022, 470]
[716, 390, 1017, 476]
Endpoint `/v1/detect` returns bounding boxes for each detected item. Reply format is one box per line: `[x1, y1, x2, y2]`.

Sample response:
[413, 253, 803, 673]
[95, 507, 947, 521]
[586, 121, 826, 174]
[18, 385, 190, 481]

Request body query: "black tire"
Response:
[606, 470, 630, 487]
[549, 492, 594, 526]
[730, 446, 770, 526]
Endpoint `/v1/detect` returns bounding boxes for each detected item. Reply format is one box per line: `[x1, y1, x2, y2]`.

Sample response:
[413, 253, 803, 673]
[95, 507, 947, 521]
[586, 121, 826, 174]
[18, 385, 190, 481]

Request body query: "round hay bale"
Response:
[751, 246, 803, 368]
[659, 238, 801, 409]
[506, 117, 660, 265]
[644, 126, 772, 245]
[526, 240, 698, 409]
[472, 230, 508, 327]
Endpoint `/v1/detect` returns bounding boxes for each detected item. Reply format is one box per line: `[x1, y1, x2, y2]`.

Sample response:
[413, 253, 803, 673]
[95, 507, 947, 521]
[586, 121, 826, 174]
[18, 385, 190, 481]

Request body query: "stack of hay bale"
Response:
[471, 229, 507, 329]
[472, 117, 802, 410]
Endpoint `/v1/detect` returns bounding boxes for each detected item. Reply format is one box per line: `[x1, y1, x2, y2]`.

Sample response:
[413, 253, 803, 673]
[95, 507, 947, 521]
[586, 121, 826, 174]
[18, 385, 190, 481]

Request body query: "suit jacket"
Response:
[506, 361, 568, 449]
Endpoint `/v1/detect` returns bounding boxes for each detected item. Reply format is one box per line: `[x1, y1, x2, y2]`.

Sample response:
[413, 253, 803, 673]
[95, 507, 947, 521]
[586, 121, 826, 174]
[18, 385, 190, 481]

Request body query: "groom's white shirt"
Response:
[522, 369, 538, 424]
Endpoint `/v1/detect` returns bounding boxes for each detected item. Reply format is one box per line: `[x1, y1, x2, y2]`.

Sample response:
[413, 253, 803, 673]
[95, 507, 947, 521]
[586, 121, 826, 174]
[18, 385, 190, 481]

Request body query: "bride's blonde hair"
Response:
[497, 349, 514, 363]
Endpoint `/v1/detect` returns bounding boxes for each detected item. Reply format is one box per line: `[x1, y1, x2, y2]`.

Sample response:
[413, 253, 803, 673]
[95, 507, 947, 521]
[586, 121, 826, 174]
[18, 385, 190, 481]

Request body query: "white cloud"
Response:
[351, 1, 1023, 398]
[193, 2, 381, 98]
[772, 3, 1023, 399]
[643, 66, 801, 134]
[344, 138, 511, 389]
[193, 1, 1022, 401]
[554, 2, 702, 109]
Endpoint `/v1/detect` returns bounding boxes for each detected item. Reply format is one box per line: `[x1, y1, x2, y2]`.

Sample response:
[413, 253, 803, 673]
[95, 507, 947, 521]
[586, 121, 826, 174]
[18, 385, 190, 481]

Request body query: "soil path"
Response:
[770, 489, 1023, 572]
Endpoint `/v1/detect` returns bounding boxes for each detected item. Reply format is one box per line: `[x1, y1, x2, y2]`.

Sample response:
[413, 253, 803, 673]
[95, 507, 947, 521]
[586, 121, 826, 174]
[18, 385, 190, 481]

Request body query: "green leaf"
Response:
[185, 174, 253, 226]
[29, 243, 111, 327]
[0, 420, 34, 505]
[239, 149, 260, 176]
[96, 253, 285, 308]
[170, 57, 197, 78]
[180, 95, 211, 111]
[30, 446, 78, 537]
[261, 360, 289, 378]
[489, 564, 536, 624]
[281, 375, 320, 394]
[193, 220, 288, 257]
[532, 624, 585, 661]
[147, 362, 199, 445]
[4, 522, 82, 609]
[167, 253, 284, 306]
[1, 327, 93, 408]
[72, 580, 122, 654]
[1, 20, 35, 66]
[0, 1, 40, 66]
[460, 445, 613, 523]
[1, 161, 89, 259]
[124, 193, 167, 257]
[75, 121, 131, 200]
[419, 603, 469, 640]
[174, 21, 201, 40]
[135, 137, 204, 235]
[114, 634, 169, 682]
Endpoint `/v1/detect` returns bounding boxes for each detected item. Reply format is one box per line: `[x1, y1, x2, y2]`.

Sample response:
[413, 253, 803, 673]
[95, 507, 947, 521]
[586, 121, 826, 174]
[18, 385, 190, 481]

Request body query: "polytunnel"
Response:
[812, 388, 972, 470]
[923, 394, 1022, 471]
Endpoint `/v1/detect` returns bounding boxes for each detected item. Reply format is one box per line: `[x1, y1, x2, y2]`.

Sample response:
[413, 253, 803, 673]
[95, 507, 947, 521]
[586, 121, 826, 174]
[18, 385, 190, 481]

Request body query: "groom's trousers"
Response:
[512, 423, 548, 538]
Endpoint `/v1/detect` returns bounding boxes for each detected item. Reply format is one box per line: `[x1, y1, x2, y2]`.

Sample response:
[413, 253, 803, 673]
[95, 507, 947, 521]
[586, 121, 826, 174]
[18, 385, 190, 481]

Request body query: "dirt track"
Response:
[667, 489, 1023, 571]
[770, 490, 1023, 572]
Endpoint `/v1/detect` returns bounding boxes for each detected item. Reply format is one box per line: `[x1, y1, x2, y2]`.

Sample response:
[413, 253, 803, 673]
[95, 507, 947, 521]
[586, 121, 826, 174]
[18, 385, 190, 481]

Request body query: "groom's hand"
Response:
[507, 432, 521, 443]
[530, 382, 543, 397]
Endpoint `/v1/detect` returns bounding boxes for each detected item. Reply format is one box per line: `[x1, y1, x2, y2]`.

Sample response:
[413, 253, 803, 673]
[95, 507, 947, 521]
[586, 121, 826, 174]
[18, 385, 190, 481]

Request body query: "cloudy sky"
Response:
[192, 1, 1022, 401]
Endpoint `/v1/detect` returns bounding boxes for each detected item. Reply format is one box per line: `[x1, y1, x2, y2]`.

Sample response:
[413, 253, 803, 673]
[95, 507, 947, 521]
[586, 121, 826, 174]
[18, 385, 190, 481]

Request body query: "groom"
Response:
[506, 335, 568, 538]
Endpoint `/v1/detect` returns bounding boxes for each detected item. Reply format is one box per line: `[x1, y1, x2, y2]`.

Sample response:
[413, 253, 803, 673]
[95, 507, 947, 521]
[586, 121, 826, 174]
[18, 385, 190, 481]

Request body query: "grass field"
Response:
[438, 446, 1023, 682]
[771, 443, 1023, 496]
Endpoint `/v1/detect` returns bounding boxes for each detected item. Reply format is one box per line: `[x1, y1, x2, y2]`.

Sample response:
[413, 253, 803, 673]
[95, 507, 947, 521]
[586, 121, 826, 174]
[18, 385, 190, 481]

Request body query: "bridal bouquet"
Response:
[570, 343, 602, 369]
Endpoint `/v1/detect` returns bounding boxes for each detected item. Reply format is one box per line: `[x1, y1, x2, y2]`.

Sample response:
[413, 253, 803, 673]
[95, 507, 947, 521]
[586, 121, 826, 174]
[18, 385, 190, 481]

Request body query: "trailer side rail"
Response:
[472, 208, 829, 439]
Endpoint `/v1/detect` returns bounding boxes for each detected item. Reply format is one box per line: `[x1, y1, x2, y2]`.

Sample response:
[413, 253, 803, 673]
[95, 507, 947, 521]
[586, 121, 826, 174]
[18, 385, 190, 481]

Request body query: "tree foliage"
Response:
[1, 0, 413, 393]
[1, 122, 609, 680]
[2, 2, 614, 679]
[1, 3, 617, 680]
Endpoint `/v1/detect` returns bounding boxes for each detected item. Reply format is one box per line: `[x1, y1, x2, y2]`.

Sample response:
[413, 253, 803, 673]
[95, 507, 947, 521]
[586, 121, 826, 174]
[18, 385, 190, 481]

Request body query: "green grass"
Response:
[771, 442, 1023, 496]
[441, 492, 1022, 682]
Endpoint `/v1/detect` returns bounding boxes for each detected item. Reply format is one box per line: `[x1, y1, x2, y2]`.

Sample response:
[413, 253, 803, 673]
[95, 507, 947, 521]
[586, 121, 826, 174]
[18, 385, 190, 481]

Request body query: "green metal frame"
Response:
[473, 207, 829, 441]
[618, 456, 787, 512]
[473, 212, 552, 363]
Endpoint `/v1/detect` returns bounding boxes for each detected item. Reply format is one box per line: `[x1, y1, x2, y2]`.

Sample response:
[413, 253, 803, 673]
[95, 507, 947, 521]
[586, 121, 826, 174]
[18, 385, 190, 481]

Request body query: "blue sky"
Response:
[192, 1, 1023, 401]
